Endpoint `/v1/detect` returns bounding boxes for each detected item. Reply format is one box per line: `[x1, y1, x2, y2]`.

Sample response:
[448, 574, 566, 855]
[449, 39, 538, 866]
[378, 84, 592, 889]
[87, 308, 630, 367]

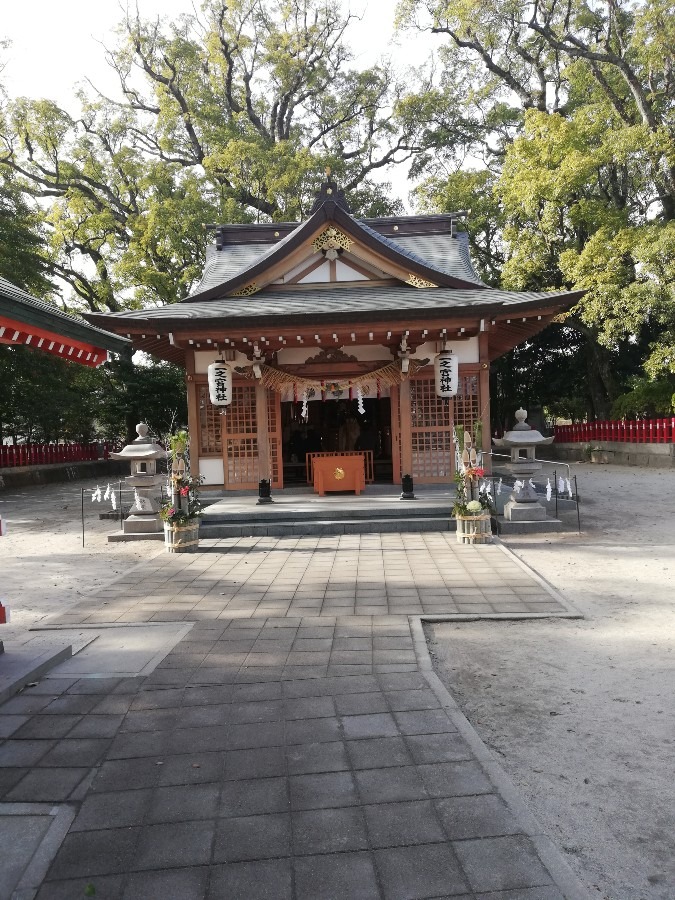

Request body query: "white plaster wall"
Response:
[194, 349, 249, 374]
[199, 458, 224, 485]
[412, 337, 479, 364]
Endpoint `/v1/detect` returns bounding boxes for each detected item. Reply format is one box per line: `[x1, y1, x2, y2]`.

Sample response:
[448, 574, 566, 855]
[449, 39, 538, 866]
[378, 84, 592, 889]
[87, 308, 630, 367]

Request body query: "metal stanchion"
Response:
[554, 468, 558, 519]
[81, 487, 85, 547]
[574, 474, 581, 533]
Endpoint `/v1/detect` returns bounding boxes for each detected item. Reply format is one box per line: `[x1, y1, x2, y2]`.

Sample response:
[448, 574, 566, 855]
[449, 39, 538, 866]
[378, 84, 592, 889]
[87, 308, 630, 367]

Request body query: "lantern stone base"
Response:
[123, 513, 163, 534]
[503, 500, 548, 522]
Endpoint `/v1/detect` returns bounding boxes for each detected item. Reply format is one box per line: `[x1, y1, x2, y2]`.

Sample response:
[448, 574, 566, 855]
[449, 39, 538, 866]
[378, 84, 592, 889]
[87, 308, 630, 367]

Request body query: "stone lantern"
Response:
[110, 423, 166, 535]
[492, 408, 553, 522]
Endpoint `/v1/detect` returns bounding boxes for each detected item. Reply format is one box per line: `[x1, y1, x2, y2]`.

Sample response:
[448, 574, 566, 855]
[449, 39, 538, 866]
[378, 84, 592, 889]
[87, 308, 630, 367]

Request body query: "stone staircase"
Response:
[197, 483, 575, 539]
[199, 490, 453, 538]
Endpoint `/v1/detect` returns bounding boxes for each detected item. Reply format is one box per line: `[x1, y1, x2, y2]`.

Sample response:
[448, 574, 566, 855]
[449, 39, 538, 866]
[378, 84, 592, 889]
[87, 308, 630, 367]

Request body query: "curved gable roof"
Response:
[183, 200, 486, 303]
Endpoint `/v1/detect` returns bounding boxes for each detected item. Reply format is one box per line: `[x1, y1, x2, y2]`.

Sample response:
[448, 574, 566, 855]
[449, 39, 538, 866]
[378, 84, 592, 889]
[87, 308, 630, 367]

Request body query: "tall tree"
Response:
[400, 0, 675, 418]
[1, 0, 426, 313]
[0, 175, 53, 296]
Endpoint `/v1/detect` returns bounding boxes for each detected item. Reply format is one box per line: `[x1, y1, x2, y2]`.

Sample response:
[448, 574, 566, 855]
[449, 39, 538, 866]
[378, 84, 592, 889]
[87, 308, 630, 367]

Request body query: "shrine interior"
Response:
[281, 398, 393, 484]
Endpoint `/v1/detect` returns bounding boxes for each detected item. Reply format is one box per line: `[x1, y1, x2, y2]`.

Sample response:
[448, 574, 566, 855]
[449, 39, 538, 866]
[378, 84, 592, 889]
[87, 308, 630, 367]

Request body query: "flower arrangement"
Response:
[159, 472, 203, 525]
[160, 431, 203, 526]
[452, 465, 494, 518]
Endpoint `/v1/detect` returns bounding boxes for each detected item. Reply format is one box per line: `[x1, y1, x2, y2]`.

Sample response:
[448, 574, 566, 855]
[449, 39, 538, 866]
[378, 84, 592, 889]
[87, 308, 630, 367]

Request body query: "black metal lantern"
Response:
[257, 478, 273, 504]
[400, 474, 416, 500]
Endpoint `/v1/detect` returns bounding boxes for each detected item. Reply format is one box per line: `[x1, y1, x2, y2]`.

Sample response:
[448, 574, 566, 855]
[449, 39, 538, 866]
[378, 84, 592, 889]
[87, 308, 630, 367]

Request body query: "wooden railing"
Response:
[306, 451, 375, 484]
[0, 442, 113, 468]
[554, 418, 675, 444]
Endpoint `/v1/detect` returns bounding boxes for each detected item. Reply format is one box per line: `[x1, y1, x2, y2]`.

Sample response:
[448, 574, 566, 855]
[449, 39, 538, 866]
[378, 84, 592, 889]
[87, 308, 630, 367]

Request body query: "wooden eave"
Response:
[86, 290, 583, 367]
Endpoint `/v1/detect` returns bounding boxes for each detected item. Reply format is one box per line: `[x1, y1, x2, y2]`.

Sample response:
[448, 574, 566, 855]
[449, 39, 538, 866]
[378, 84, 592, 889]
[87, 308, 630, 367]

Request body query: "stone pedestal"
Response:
[503, 500, 547, 522]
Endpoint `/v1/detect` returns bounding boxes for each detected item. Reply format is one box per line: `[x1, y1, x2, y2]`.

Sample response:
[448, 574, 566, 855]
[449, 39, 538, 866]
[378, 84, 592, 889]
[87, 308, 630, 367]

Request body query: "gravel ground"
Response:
[428, 463, 675, 900]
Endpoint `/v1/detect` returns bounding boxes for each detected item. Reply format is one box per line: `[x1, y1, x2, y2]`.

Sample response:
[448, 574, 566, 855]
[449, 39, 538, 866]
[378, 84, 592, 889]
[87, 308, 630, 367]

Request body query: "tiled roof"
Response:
[389, 232, 484, 286]
[186, 204, 484, 301]
[0, 276, 131, 351]
[91, 284, 581, 327]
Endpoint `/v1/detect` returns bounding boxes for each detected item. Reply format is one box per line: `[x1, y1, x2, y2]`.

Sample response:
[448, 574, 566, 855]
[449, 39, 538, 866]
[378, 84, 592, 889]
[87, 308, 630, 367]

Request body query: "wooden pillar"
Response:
[255, 382, 270, 482]
[479, 331, 492, 473]
[390, 385, 401, 484]
[185, 349, 200, 481]
[398, 378, 413, 479]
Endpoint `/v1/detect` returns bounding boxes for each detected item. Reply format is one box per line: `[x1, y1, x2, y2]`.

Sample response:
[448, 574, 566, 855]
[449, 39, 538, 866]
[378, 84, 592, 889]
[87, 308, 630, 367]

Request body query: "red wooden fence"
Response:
[0, 442, 115, 467]
[554, 418, 675, 444]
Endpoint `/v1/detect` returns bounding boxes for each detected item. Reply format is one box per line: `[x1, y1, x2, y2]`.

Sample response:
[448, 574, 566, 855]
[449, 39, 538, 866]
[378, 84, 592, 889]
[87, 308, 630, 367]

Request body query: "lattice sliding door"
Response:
[223, 383, 259, 489]
[197, 385, 222, 457]
[454, 368, 481, 435]
[409, 375, 455, 483]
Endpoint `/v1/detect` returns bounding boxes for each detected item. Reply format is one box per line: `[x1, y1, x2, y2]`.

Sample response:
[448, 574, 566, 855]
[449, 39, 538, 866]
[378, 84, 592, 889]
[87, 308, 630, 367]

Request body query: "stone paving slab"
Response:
[0, 534, 587, 899]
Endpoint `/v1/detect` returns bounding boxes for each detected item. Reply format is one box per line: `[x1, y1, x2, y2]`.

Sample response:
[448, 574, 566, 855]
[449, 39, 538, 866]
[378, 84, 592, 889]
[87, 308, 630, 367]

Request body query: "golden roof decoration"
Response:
[406, 274, 437, 289]
[312, 227, 353, 255]
[230, 282, 260, 297]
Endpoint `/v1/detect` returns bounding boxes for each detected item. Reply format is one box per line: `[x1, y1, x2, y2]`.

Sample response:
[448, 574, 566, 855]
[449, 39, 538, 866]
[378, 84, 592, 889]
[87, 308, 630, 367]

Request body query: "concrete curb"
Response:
[0, 643, 72, 705]
[0, 803, 76, 899]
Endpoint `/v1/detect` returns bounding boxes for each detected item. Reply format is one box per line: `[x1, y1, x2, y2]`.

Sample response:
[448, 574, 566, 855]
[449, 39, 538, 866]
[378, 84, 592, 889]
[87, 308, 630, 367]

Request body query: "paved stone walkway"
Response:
[0, 534, 586, 899]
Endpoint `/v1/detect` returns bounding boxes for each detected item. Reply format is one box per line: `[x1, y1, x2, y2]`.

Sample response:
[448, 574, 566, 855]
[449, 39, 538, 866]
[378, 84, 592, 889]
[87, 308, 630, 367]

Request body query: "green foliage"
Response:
[1, 0, 427, 313]
[610, 377, 675, 419]
[0, 176, 53, 296]
[0, 346, 186, 445]
[401, 0, 675, 418]
[95, 356, 188, 444]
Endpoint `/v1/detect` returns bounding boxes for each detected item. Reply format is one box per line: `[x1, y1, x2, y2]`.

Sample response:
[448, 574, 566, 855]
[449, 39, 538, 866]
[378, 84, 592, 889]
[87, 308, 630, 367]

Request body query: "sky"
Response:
[1, 1, 437, 206]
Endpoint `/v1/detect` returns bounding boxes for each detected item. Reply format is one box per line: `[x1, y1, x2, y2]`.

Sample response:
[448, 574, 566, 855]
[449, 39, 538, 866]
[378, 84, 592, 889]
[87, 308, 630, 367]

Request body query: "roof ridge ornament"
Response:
[310, 169, 352, 214]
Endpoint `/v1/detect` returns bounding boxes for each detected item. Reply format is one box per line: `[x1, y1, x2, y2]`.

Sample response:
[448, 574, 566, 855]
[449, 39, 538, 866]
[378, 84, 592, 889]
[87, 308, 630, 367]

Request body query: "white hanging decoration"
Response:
[91, 486, 102, 503]
[558, 476, 565, 494]
[434, 349, 459, 397]
[566, 478, 573, 499]
[497, 477, 503, 495]
[356, 385, 366, 416]
[207, 359, 232, 407]
[103, 484, 111, 501]
[301, 388, 309, 422]
[110, 490, 117, 511]
[514, 479, 524, 494]
[546, 478, 552, 502]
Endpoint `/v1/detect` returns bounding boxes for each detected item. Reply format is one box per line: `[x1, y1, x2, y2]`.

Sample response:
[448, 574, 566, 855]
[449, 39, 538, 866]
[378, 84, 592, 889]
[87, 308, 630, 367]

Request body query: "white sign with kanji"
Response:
[434, 350, 458, 397]
[207, 360, 233, 407]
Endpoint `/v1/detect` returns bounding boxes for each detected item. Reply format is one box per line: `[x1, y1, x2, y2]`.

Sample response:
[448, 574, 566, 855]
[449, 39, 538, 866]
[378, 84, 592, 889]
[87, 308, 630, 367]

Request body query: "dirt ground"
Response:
[429, 463, 675, 900]
[1, 466, 673, 899]
[0, 480, 158, 639]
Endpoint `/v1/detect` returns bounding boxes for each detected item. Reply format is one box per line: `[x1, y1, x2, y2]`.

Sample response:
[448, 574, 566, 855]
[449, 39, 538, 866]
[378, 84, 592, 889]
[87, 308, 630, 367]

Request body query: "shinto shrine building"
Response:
[87, 177, 582, 491]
